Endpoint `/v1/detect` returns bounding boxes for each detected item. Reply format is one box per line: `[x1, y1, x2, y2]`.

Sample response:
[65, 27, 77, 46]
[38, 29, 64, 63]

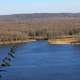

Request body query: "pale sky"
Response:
[0, 0, 80, 15]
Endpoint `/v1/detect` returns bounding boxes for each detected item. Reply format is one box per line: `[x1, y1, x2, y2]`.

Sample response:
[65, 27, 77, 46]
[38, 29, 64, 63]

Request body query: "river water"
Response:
[0, 41, 80, 80]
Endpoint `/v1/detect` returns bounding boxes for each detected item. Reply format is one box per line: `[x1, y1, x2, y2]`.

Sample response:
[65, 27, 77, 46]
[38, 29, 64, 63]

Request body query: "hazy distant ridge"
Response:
[0, 13, 80, 21]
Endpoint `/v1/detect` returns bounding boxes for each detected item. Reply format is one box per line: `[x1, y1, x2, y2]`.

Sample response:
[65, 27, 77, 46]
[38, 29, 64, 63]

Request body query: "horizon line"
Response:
[0, 12, 80, 16]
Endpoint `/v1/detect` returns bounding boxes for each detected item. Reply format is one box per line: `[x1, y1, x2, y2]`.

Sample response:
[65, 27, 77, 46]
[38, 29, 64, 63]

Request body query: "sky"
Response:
[0, 0, 80, 15]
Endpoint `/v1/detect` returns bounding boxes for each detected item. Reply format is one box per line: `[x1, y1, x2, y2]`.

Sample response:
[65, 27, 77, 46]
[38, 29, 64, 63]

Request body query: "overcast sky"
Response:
[0, 0, 80, 15]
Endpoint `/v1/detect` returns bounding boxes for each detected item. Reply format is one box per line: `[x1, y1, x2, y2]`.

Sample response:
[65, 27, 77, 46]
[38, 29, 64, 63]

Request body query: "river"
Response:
[0, 41, 80, 80]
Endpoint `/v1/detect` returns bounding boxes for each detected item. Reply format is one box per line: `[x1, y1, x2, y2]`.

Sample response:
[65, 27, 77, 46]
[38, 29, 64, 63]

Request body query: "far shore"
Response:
[0, 38, 80, 45]
[48, 38, 80, 45]
[0, 39, 36, 45]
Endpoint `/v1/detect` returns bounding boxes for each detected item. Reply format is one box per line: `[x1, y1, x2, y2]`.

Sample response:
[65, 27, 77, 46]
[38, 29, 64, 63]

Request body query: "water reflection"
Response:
[0, 45, 16, 78]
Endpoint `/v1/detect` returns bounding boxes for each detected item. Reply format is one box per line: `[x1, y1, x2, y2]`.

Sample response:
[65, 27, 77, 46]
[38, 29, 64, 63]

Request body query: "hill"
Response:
[0, 13, 80, 37]
[0, 13, 80, 21]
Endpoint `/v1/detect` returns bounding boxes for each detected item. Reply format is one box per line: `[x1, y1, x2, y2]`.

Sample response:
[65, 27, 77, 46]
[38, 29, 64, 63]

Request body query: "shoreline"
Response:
[0, 39, 80, 45]
[48, 38, 80, 45]
[0, 40, 36, 45]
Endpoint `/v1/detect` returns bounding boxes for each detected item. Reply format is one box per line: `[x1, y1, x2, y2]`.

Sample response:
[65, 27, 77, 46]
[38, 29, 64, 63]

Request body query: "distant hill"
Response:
[0, 13, 80, 21]
[0, 13, 80, 34]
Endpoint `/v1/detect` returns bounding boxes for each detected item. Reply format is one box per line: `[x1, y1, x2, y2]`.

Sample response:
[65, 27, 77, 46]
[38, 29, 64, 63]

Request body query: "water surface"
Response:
[0, 41, 80, 80]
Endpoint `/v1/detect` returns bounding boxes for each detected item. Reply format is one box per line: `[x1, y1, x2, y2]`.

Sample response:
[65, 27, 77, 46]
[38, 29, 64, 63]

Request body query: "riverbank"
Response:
[0, 39, 36, 45]
[48, 38, 80, 45]
[0, 37, 80, 45]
